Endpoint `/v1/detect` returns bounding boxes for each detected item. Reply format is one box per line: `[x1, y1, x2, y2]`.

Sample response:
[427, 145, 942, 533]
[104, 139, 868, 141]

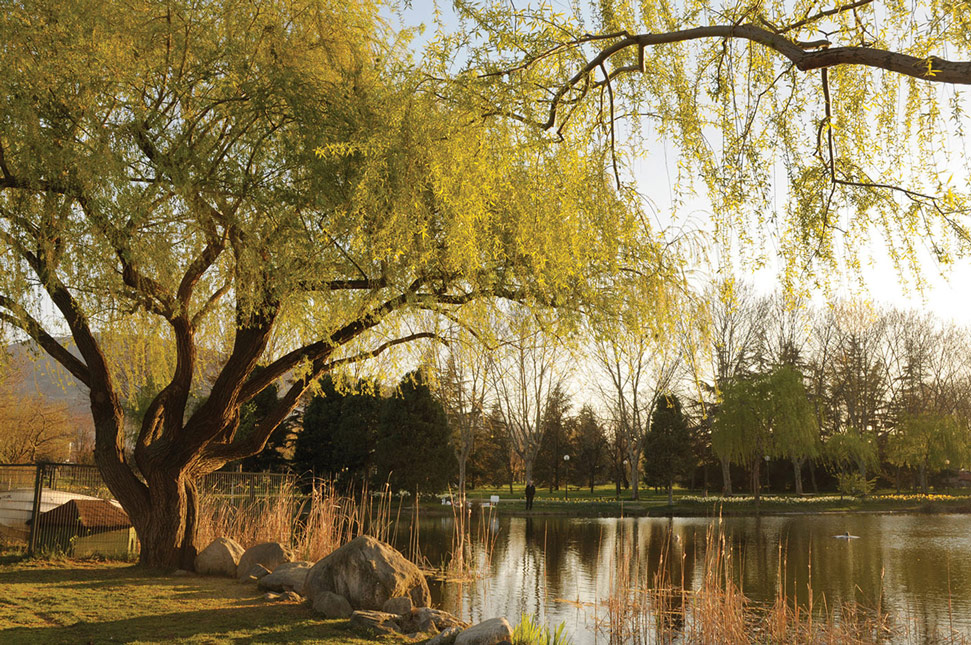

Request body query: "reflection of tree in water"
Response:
[587, 519, 700, 642]
[425, 514, 971, 641]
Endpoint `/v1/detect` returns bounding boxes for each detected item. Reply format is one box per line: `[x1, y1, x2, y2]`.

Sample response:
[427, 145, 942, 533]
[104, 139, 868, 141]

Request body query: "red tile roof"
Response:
[35, 499, 131, 530]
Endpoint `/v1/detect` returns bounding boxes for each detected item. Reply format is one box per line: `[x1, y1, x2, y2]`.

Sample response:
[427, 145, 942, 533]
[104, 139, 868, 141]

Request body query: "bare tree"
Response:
[591, 314, 681, 501]
[701, 280, 768, 494]
[0, 392, 75, 463]
[431, 326, 490, 509]
[762, 293, 820, 495]
[885, 312, 971, 492]
[824, 301, 889, 486]
[490, 310, 565, 486]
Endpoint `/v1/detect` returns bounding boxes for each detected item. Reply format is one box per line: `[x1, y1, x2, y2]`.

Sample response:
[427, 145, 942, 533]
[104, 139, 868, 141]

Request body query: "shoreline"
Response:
[412, 495, 971, 519]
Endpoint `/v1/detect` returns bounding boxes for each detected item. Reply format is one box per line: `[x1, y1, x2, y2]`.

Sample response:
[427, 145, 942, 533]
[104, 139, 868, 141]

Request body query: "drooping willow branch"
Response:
[486, 23, 971, 132]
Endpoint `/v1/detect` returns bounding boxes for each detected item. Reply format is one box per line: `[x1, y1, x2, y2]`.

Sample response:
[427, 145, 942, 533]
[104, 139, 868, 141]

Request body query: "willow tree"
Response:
[448, 1, 971, 285]
[713, 365, 817, 503]
[0, 0, 640, 567]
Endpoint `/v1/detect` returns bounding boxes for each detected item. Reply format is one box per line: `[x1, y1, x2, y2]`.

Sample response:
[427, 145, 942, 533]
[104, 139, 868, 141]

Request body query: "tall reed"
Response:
[196, 477, 405, 562]
[594, 520, 917, 644]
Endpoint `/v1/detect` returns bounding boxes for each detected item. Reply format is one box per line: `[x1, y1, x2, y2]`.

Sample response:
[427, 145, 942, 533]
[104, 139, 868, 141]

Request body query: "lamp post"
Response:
[764, 454, 770, 493]
[563, 455, 570, 501]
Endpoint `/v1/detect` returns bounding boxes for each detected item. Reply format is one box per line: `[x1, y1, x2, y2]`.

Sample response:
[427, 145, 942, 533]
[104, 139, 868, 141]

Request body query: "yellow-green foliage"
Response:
[446, 0, 971, 294]
[0, 0, 659, 454]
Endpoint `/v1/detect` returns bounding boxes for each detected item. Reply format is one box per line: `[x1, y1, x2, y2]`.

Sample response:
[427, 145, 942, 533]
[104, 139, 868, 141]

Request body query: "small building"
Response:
[31, 498, 137, 557]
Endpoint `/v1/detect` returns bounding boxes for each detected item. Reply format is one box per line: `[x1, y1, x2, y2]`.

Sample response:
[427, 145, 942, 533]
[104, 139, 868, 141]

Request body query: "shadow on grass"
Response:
[0, 605, 371, 645]
[0, 565, 403, 644]
[0, 564, 156, 586]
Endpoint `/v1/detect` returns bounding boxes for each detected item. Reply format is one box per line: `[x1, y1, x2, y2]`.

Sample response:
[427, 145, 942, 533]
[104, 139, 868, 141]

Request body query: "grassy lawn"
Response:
[436, 483, 971, 516]
[0, 559, 404, 644]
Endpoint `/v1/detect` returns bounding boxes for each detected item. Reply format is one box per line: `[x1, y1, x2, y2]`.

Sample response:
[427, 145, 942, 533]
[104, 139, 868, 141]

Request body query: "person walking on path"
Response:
[525, 481, 536, 510]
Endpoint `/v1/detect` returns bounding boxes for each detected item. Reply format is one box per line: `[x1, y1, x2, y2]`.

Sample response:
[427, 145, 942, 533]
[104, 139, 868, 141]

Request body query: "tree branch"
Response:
[0, 297, 91, 386]
[493, 24, 971, 132]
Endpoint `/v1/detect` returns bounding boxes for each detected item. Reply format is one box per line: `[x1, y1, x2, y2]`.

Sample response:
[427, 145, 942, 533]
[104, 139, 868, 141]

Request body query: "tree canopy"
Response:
[4, 0, 971, 568]
[712, 364, 817, 500]
[0, 0, 642, 567]
[444, 0, 971, 286]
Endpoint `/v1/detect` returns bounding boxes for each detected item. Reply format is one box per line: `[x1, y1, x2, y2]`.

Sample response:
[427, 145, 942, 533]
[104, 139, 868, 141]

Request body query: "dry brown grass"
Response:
[196, 479, 405, 562]
[594, 521, 950, 644]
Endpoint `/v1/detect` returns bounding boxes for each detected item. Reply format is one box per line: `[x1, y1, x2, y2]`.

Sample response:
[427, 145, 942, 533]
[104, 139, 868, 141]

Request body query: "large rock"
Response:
[381, 595, 413, 616]
[349, 610, 400, 635]
[194, 537, 244, 577]
[454, 618, 513, 645]
[428, 626, 464, 645]
[411, 607, 468, 633]
[236, 542, 293, 581]
[313, 591, 353, 619]
[257, 561, 312, 592]
[240, 564, 272, 583]
[302, 535, 431, 610]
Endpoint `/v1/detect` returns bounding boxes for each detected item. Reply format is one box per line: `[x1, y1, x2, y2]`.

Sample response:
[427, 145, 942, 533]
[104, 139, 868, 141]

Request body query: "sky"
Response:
[394, 1, 971, 327]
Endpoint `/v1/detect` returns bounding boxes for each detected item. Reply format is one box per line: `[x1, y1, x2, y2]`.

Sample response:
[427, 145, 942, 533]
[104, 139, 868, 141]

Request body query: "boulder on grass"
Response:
[257, 561, 312, 592]
[394, 606, 468, 636]
[195, 537, 244, 577]
[349, 610, 400, 635]
[381, 595, 413, 616]
[313, 591, 353, 619]
[236, 542, 293, 581]
[411, 607, 468, 633]
[240, 564, 272, 583]
[427, 626, 463, 645]
[425, 627, 462, 645]
[302, 535, 430, 610]
[454, 618, 513, 645]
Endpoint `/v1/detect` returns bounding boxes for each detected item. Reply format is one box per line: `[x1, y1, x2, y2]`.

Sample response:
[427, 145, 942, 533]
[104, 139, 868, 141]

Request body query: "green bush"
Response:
[836, 472, 875, 497]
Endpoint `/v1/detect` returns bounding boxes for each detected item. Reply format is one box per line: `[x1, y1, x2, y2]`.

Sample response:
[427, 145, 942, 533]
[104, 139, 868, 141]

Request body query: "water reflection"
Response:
[397, 513, 971, 644]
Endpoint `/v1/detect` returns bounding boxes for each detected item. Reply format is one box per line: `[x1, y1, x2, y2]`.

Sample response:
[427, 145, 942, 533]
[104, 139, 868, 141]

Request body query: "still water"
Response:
[398, 513, 971, 643]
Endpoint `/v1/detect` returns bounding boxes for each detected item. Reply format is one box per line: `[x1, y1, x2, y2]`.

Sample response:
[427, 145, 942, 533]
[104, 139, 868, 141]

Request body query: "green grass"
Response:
[0, 559, 407, 644]
[435, 484, 971, 516]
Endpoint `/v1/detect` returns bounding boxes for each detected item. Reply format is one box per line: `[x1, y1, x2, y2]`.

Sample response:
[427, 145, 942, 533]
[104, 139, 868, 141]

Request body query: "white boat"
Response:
[833, 532, 860, 539]
[0, 488, 119, 541]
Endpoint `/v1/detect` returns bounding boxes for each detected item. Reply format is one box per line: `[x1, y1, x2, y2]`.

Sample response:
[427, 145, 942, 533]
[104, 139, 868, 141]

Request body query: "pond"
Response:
[397, 512, 971, 644]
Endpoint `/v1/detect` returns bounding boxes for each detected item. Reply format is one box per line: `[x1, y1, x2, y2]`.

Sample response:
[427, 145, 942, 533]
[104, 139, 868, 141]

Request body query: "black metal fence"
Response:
[0, 463, 291, 558]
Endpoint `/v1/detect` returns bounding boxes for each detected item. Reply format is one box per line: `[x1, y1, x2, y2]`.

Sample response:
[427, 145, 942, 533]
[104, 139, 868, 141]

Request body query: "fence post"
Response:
[27, 463, 46, 556]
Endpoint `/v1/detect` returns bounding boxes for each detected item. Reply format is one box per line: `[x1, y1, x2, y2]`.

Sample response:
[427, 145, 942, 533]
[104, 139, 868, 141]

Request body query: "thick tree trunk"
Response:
[628, 446, 641, 500]
[134, 471, 199, 569]
[751, 459, 761, 506]
[720, 458, 733, 496]
[523, 456, 535, 488]
[920, 461, 929, 494]
[792, 458, 804, 496]
[667, 480, 673, 506]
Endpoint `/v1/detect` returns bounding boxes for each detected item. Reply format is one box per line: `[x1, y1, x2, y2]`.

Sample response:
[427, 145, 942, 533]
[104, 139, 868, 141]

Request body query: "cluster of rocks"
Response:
[193, 534, 513, 645]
